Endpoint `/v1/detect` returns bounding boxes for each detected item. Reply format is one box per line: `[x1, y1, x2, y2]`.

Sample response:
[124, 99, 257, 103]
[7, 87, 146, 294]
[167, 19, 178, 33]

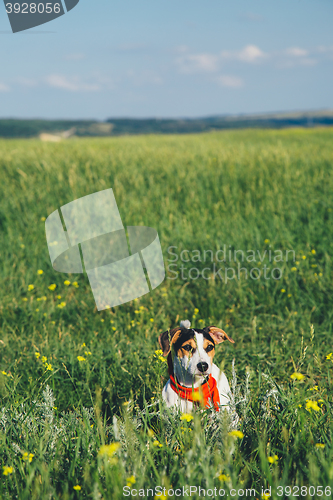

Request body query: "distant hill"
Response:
[0, 110, 333, 138]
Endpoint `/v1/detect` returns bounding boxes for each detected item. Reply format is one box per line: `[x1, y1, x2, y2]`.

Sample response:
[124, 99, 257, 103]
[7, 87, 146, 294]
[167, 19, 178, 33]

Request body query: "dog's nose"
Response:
[197, 362, 208, 373]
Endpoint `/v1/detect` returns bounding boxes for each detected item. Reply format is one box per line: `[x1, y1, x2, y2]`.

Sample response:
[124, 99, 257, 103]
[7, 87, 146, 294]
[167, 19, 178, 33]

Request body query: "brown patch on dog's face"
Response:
[177, 337, 197, 358]
[177, 336, 215, 361]
[203, 337, 215, 362]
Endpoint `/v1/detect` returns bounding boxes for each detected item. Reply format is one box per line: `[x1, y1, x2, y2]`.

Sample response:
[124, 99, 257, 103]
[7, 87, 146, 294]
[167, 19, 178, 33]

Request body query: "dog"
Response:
[158, 320, 234, 412]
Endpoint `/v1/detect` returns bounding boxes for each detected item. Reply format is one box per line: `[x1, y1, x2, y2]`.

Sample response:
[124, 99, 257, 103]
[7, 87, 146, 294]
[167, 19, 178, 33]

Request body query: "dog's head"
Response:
[158, 322, 234, 386]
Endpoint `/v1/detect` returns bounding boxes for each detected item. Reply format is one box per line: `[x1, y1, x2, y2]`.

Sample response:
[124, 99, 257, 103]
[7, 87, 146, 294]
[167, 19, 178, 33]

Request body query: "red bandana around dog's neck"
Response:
[167, 353, 220, 411]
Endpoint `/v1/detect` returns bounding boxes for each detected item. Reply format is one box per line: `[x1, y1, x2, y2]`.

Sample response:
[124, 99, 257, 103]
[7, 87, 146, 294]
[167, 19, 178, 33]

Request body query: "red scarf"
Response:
[167, 354, 220, 411]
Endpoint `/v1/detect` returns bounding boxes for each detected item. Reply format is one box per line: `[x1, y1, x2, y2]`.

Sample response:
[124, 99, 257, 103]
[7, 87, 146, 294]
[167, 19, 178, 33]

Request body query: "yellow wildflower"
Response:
[228, 430, 244, 439]
[194, 308, 199, 314]
[35, 352, 40, 359]
[37, 270, 43, 275]
[311, 249, 316, 254]
[153, 440, 163, 448]
[57, 295, 61, 299]
[150, 318, 154, 322]
[73, 485, 81, 491]
[262, 494, 270, 500]
[290, 372, 305, 381]
[64, 280, 71, 286]
[22, 297, 28, 301]
[48, 284, 56, 291]
[84, 351, 92, 356]
[264, 239, 270, 244]
[28, 284, 34, 291]
[280, 289, 286, 293]
[98, 442, 120, 457]
[302, 255, 306, 260]
[40, 217, 46, 221]
[77, 356, 86, 362]
[57, 302, 66, 308]
[306, 400, 320, 412]
[72, 281, 79, 288]
[42, 356, 47, 363]
[192, 392, 203, 402]
[22, 452, 34, 463]
[291, 267, 297, 272]
[126, 475, 136, 487]
[180, 413, 193, 422]
[316, 443, 325, 448]
[326, 353, 332, 360]
[45, 364, 53, 371]
[267, 455, 279, 464]
[3, 466, 13, 476]
[218, 473, 230, 482]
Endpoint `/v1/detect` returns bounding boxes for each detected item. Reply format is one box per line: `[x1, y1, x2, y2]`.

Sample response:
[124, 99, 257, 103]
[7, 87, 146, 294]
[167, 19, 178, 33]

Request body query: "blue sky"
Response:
[1, 0, 332, 119]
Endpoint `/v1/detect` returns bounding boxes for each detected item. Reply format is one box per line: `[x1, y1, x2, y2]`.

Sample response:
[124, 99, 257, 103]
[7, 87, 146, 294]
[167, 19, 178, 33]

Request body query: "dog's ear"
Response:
[158, 328, 182, 356]
[205, 326, 235, 344]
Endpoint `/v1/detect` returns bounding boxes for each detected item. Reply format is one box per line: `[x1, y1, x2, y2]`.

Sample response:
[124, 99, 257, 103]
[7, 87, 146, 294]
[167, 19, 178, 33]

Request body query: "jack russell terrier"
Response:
[158, 320, 234, 412]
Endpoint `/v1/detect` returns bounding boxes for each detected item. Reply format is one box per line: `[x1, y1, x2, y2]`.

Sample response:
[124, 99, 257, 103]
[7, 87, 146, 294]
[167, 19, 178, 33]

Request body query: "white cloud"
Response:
[216, 75, 243, 88]
[285, 47, 308, 57]
[221, 44, 267, 63]
[238, 45, 266, 62]
[177, 53, 219, 74]
[0, 82, 10, 92]
[45, 74, 101, 91]
[316, 45, 333, 54]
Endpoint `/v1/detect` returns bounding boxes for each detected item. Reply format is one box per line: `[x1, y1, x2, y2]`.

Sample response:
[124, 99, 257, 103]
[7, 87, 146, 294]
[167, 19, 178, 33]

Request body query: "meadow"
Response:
[0, 128, 333, 499]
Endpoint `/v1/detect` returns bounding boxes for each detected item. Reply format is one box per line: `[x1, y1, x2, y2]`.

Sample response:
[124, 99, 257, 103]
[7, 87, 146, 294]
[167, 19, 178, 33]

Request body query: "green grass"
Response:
[1, 128, 333, 499]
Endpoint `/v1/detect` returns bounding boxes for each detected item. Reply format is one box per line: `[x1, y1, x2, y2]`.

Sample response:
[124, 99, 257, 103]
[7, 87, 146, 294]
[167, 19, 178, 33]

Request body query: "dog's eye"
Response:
[183, 344, 193, 352]
[206, 344, 214, 352]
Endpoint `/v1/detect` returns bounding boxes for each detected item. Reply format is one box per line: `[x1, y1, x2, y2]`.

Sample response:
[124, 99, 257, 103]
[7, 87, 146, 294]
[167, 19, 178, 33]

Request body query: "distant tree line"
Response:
[0, 113, 332, 138]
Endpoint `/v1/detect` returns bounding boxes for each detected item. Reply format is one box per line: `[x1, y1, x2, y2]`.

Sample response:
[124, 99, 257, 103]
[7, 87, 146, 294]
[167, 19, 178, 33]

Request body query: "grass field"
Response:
[1, 128, 333, 499]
